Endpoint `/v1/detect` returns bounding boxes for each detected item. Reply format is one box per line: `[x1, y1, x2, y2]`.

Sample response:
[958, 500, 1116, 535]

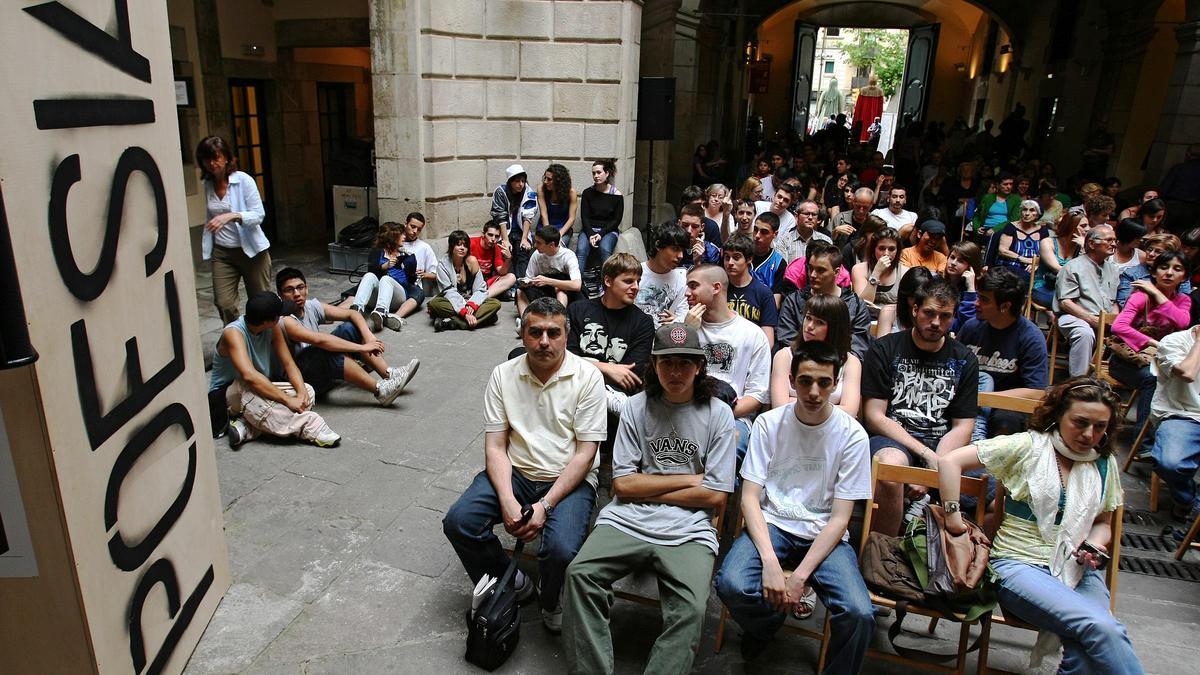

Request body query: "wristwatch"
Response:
[539, 497, 555, 518]
[867, 275, 879, 286]
[944, 500, 961, 514]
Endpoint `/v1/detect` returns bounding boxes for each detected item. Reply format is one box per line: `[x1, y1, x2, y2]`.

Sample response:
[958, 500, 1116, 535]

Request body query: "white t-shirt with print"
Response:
[527, 247, 581, 280]
[635, 263, 688, 328]
[741, 404, 872, 541]
[698, 314, 771, 403]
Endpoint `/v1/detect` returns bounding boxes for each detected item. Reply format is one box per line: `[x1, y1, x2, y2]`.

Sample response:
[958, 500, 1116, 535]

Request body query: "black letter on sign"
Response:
[49, 148, 168, 302]
[34, 98, 155, 130]
[72, 271, 185, 450]
[105, 402, 196, 572]
[24, 1, 151, 82]
[128, 559, 216, 675]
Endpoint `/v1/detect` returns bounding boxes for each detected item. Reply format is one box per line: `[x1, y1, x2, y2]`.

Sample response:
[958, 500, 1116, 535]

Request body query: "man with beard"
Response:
[568, 253, 655, 414]
[862, 278, 978, 536]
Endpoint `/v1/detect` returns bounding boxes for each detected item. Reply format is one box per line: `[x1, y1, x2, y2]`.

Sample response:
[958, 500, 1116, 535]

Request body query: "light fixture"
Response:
[242, 43, 265, 57]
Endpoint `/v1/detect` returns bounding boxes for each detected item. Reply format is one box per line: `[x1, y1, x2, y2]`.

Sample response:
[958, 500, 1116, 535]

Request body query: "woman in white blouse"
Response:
[197, 136, 270, 324]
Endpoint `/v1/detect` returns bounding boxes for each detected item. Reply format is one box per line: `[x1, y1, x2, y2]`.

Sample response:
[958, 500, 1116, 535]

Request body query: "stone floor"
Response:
[184, 247, 1200, 674]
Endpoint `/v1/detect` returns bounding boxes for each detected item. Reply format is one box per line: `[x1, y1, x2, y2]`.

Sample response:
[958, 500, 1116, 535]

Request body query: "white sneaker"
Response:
[308, 424, 341, 448]
[384, 314, 404, 332]
[369, 309, 385, 332]
[605, 385, 628, 415]
[904, 495, 931, 524]
[387, 359, 420, 390]
[375, 376, 405, 406]
[541, 605, 563, 634]
[227, 418, 257, 449]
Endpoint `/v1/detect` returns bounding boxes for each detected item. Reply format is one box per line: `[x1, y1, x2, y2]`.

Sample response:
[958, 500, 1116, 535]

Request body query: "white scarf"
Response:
[1024, 429, 1105, 667]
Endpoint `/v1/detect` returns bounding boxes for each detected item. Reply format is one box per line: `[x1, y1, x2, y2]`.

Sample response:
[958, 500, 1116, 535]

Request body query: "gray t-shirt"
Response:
[279, 298, 326, 355]
[595, 393, 736, 554]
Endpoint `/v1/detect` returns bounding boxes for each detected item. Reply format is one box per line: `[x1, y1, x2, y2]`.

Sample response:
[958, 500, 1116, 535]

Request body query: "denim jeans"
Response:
[715, 527, 874, 675]
[509, 231, 532, 279]
[575, 229, 618, 273]
[1107, 357, 1156, 445]
[990, 558, 1144, 674]
[973, 372, 995, 443]
[735, 417, 752, 467]
[442, 469, 595, 610]
[1152, 417, 1200, 512]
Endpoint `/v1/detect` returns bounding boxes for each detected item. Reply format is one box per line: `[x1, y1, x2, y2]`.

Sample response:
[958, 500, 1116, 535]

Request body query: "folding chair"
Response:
[977, 391, 1045, 537]
[712, 515, 831, 667]
[611, 512, 722, 609]
[1021, 258, 1038, 320]
[824, 460, 992, 675]
[1175, 511, 1200, 561]
[1119, 417, 1162, 512]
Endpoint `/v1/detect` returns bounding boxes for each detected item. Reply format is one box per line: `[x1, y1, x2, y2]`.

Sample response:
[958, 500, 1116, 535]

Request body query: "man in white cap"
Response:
[491, 164, 540, 281]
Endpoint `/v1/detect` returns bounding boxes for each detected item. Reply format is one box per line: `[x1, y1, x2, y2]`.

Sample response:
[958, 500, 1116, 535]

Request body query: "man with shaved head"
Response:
[684, 264, 771, 465]
[829, 187, 876, 266]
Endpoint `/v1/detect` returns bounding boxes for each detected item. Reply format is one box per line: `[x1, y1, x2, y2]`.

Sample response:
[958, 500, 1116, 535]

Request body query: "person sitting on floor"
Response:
[715, 341, 875, 668]
[563, 323, 735, 674]
[431, 230, 502, 332]
[469, 218, 518, 300]
[208, 291, 340, 448]
[938, 377, 1144, 674]
[517, 225, 583, 318]
[276, 267, 419, 407]
[399, 212, 439, 307]
[348, 221, 419, 332]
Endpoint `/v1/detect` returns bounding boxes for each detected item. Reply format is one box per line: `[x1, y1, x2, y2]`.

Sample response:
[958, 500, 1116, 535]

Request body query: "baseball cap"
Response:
[918, 219, 947, 236]
[505, 164, 527, 182]
[651, 324, 705, 357]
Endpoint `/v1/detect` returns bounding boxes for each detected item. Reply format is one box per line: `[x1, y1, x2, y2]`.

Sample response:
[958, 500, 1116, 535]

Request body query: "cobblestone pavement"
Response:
[184, 247, 1200, 674]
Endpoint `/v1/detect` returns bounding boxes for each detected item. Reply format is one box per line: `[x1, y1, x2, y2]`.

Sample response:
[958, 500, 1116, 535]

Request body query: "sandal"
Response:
[791, 587, 817, 620]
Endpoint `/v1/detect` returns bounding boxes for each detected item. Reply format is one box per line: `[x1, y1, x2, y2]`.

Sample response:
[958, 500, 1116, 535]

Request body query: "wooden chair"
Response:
[1091, 311, 1140, 421]
[1174, 511, 1200, 561]
[611, 512, 722, 609]
[1021, 258, 1039, 319]
[979, 491, 1125, 675]
[821, 460, 993, 675]
[1119, 417, 1162, 512]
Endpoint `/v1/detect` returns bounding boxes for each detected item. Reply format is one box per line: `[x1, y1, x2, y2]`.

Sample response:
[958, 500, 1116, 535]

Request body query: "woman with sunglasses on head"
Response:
[938, 378, 1144, 674]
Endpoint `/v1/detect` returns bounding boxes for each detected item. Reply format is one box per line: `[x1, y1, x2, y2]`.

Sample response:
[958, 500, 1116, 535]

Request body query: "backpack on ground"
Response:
[337, 216, 379, 248]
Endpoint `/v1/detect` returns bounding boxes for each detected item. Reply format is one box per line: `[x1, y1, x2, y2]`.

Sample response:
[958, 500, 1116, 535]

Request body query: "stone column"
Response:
[1146, 0, 1200, 182]
[372, 0, 643, 238]
[194, 0, 231, 141]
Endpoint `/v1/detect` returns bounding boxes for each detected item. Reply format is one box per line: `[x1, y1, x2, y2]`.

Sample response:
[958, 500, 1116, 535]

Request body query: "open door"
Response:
[899, 23, 939, 123]
[791, 21, 818, 136]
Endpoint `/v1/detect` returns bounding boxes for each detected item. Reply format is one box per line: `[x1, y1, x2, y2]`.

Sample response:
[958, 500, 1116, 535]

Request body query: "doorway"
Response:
[228, 79, 274, 239]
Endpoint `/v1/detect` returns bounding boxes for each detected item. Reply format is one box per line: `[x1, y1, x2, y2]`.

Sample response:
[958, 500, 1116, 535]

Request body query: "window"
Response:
[824, 61, 835, 74]
[826, 28, 841, 37]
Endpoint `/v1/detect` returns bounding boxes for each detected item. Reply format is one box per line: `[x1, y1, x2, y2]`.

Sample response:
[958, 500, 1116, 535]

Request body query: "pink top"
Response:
[784, 257, 852, 291]
[1112, 291, 1192, 352]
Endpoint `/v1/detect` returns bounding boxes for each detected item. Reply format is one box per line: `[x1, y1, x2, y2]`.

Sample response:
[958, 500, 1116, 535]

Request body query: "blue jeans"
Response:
[1152, 417, 1200, 511]
[575, 229, 618, 273]
[973, 372, 995, 443]
[442, 469, 595, 610]
[990, 558, 1144, 674]
[715, 527, 874, 675]
[1107, 357, 1155, 447]
[735, 417, 752, 467]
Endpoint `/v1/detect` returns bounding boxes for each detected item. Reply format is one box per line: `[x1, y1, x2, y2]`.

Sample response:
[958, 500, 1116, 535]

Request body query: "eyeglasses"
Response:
[281, 283, 306, 293]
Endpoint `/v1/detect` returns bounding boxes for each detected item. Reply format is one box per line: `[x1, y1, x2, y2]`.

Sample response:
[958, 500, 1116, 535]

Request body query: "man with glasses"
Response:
[1055, 224, 1120, 376]
[470, 218, 518, 299]
[773, 199, 831, 264]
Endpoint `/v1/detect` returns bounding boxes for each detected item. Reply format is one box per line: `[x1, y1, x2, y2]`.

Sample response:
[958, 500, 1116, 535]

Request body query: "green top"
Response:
[977, 432, 1122, 567]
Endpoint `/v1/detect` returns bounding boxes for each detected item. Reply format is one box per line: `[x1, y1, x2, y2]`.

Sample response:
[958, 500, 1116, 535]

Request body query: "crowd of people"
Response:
[195, 123, 1200, 673]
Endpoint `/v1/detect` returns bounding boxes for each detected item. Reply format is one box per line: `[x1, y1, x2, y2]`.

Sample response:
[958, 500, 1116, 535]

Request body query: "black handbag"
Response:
[464, 534, 528, 670]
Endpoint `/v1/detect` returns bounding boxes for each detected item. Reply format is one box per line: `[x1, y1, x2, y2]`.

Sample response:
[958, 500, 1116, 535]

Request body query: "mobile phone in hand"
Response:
[1077, 541, 1111, 569]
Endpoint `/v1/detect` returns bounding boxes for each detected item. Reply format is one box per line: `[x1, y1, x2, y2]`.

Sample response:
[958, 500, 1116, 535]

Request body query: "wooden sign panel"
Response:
[0, 2, 230, 673]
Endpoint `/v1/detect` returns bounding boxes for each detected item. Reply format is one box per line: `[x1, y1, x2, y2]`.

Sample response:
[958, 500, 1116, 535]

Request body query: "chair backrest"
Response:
[860, 459, 989, 552]
[1023, 257, 1039, 319]
[979, 391, 1044, 415]
[1091, 310, 1116, 375]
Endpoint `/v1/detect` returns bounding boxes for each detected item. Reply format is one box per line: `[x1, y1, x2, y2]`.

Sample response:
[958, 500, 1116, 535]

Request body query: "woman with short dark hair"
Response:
[197, 135, 270, 324]
[430, 230, 501, 332]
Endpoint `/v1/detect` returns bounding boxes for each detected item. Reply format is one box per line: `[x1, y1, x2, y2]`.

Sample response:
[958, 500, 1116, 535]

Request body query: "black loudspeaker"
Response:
[637, 77, 676, 141]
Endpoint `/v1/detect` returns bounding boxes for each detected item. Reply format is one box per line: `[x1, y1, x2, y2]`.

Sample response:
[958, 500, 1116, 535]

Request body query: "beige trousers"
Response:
[211, 245, 273, 325]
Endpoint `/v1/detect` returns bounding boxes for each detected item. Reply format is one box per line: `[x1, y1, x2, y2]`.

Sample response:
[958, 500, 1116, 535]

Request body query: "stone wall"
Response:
[373, 0, 643, 238]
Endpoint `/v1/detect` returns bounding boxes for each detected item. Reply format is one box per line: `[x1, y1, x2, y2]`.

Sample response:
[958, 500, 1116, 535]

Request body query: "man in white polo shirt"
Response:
[442, 297, 607, 633]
